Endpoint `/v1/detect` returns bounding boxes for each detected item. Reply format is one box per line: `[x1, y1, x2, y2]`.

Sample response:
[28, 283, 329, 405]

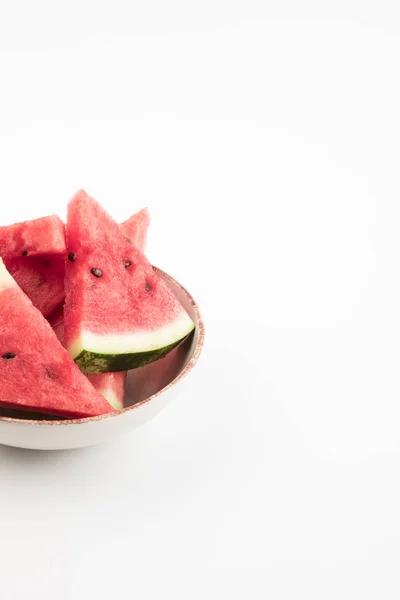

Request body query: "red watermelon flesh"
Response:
[5, 257, 65, 317]
[47, 304, 65, 340]
[0, 215, 66, 258]
[47, 306, 126, 410]
[0, 259, 114, 418]
[64, 190, 195, 373]
[3, 209, 147, 317]
[120, 208, 150, 252]
[44, 204, 150, 395]
[86, 372, 127, 410]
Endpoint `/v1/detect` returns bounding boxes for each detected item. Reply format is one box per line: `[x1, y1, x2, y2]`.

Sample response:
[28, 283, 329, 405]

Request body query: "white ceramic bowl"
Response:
[0, 269, 205, 450]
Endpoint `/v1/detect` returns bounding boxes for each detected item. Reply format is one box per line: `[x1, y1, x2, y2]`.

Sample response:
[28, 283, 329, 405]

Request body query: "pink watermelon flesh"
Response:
[47, 304, 65, 341]
[64, 190, 195, 373]
[120, 208, 150, 252]
[46, 205, 150, 397]
[86, 372, 127, 410]
[0, 215, 66, 258]
[3, 208, 149, 317]
[48, 307, 126, 409]
[0, 259, 114, 418]
[5, 257, 65, 317]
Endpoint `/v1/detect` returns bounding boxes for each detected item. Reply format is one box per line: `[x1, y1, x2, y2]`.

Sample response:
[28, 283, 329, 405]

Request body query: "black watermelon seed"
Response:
[124, 260, 132, 268]
[68, 252, 76, 262]
[145, 280, 153, 292]
[2, 352, 16, 360]
[21, 251, 28, 256]
[91, 268, 103, 278]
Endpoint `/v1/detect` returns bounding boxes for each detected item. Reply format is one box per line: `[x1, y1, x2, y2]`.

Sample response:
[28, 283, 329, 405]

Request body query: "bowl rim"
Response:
[0, 268, 205, 426]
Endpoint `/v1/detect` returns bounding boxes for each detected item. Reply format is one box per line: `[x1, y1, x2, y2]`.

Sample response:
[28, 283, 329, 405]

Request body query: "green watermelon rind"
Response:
[74, 331, 194, 374]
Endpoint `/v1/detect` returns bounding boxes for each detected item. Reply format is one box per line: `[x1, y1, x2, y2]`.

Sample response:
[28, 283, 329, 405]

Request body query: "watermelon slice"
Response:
[48, 306, 126, 409]
[64, 190, 195, 373]
[0, 214, 66, 317]
[46, 205, 150, 399]
[5, 257, 65, 317]
[0, 259, 114, 418]
[0, 215, 66, 258]
[120, 208, 150, 252]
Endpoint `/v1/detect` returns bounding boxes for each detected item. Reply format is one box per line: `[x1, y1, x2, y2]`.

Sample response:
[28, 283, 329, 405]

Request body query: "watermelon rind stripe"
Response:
[74, 333, 193, 374]
[69, 310, 194, 357]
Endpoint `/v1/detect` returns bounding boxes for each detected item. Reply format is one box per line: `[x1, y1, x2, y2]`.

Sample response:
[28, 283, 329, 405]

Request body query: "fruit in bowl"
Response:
[0, 190, 203, 450]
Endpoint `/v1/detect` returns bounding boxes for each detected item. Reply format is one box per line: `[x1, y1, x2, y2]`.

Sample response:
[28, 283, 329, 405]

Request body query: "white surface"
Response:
[1, 1, 400, 598]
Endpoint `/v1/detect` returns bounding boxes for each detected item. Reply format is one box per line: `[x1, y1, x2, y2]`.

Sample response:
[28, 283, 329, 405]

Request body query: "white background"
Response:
[1, 1, 400, 598]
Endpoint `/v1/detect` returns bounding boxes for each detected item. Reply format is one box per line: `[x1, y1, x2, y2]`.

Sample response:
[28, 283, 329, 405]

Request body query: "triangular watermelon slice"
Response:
[0, 214, 66, 316]
[120, 208, 150, 251]
[0, 215, 66, 258]
[64, 190, 195, 373]
[0, 259, 114, 418]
